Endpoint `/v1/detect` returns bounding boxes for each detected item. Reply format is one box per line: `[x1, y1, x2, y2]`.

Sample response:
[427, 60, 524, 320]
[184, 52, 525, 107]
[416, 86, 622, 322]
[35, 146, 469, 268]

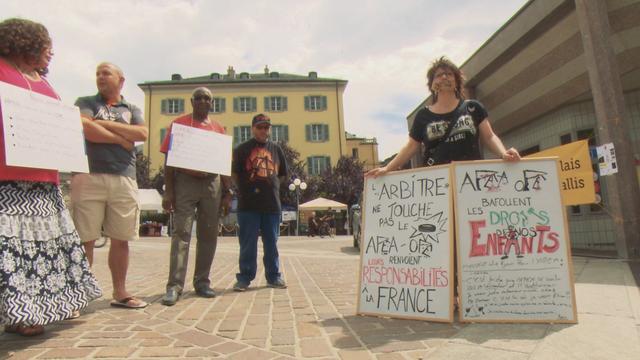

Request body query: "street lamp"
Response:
[289, 178, 307, 236]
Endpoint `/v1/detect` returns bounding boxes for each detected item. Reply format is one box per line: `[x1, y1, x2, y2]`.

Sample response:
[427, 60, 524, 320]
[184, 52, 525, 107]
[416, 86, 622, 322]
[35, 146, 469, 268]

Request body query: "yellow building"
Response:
[138, 66, 348, 175]
[345, 132, 379, 171]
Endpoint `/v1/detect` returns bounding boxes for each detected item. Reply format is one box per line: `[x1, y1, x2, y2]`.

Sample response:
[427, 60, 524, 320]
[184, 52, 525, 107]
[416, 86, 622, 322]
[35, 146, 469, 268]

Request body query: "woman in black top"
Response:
[366, 56, 520, 178]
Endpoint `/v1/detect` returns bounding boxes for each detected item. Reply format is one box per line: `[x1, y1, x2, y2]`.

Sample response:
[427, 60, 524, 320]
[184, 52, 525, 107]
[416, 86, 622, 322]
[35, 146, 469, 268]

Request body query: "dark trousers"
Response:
[236, 211, 282, 284]
[166, 172, 221, 292]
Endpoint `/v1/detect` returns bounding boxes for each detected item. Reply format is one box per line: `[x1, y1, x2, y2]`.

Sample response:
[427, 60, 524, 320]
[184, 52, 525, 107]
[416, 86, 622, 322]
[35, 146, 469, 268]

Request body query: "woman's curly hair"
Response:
[426, 56, 465, 104]
[0, 18, 51, 75]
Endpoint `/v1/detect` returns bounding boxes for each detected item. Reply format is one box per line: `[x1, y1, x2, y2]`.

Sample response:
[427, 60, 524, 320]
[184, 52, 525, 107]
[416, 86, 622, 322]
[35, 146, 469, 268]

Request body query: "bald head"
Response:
[96, 62, 125, 100]
[191, 87, 212, 99]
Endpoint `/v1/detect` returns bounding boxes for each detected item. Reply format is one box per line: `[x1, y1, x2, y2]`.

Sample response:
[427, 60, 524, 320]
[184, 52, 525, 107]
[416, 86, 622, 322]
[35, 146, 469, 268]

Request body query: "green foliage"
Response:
[278, 141, 310, 207]
[314, 156, 364, 206]
[136, 152, 165, 193]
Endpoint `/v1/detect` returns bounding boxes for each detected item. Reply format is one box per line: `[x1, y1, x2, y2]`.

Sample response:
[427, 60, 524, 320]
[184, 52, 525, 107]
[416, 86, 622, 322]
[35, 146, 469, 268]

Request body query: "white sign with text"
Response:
[453, 159, 577, 323]
[0, 81, 88, 172]
[357, 166, 454, 322]
[166, 123, 232, 176]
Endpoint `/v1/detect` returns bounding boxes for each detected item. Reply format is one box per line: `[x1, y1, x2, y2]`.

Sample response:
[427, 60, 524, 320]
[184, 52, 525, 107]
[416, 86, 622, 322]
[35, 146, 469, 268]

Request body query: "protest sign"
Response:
[453, 158, 577, 323]
[0, 81, 88, 172]
[166, 123, 232, 176]
[357, 165, 453, 322]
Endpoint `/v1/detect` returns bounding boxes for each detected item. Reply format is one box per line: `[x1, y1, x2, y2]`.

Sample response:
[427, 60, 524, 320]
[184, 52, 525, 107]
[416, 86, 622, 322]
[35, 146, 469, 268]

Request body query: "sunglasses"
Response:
[193, 95, 212, 101]
[255, 125, 271, 130]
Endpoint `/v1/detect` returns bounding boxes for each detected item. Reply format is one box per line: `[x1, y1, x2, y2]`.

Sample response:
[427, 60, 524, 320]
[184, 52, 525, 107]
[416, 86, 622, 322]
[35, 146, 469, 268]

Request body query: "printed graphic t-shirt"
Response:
[74, 94, 144, 179]
[232, 138, 288, 213]
[409, 99, 488, 166]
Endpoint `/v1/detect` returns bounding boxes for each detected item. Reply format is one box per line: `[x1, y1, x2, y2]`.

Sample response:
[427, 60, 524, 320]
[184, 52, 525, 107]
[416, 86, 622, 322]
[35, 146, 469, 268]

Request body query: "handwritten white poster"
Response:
[357, 166, 454, 322]
[166, 123, 232, 176]
[0, 81, 88, 172]
[453, 159, 577, 323]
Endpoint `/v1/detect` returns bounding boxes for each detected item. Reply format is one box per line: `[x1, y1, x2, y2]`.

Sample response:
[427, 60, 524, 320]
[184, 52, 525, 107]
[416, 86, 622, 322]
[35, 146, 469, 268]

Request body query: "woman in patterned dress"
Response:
[0, 18, 101, 337]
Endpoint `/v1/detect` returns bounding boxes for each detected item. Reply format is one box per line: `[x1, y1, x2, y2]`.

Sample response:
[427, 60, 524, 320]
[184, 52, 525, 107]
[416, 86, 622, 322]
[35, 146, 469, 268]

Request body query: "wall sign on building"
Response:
[527, 140, 595, 206]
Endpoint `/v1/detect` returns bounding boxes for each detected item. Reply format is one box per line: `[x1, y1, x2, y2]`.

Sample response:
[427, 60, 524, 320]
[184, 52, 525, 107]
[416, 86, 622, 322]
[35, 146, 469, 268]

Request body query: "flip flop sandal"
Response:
[110, 296, 148, 309]
[67, 310, 81, 319]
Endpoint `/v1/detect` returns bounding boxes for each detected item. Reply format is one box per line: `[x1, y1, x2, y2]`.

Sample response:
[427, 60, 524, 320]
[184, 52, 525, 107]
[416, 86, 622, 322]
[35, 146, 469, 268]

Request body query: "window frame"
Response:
[161, 98, 185, 115]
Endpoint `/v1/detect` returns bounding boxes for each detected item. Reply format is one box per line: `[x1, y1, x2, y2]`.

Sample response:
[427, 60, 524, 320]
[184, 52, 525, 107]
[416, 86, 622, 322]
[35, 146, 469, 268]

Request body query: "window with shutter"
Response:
[210, 97, 225, 113]
[308, 124, 328, 142]
[235, 97, 257, 112]
[162, 98, 184, 114]
[306, 95, 327, 111]
[265, 96, 286, 112]
[232, 126, 253, 146]
[271, 125, 289, 142]
[307, 156, 331, 175]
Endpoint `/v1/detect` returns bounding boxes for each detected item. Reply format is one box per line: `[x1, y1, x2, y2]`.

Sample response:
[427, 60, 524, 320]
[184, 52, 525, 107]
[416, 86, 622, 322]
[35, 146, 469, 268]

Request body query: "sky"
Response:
[3, 0, 528, 160]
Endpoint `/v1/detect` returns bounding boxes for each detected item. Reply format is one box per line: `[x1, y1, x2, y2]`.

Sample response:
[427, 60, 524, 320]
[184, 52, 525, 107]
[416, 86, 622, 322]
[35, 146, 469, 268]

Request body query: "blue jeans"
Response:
[236, 211, 282, 284]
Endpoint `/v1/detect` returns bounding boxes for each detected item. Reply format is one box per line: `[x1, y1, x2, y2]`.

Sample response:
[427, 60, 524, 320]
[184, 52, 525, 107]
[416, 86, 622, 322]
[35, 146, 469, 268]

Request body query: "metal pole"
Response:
[295, 189, 299, 236]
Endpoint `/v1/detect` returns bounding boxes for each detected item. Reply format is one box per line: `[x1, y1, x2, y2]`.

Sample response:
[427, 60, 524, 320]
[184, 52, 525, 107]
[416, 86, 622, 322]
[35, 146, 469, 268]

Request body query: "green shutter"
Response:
[305, 124, 311, 141]
[264, 97, 270, 112]
[282, 97, 288, 111]
[307, 157, 313, 175]
[321, 96, 327, 110]
[304, 96, 310, 111]
[161, 99, 167, 114]
[325, 156, 331, 172]
[233, 98, 239, 112]
[160, 128, 167, 144]
[284, 125, 289, 141]
[220, 98, 226, 113]
[233, 126, 240, 145]
[251, 97, 257, 112]
[323, 124, 329, 141]
[179, 99, 185, 113]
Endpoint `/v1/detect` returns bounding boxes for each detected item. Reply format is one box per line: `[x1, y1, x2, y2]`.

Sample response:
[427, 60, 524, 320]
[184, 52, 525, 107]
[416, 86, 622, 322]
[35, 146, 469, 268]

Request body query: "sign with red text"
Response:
[453, 158, 577, 323]
[357, 165, 453, 322]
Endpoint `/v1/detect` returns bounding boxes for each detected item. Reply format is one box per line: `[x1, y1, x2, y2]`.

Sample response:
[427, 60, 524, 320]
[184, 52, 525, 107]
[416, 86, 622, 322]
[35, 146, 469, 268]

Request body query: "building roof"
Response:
[345, 131, 378, 144]
[139, 66, 347, 87]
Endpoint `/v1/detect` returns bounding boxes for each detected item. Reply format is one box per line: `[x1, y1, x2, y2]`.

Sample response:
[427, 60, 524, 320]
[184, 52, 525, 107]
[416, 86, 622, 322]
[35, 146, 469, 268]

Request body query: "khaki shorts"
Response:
[71, 173, 140, 243]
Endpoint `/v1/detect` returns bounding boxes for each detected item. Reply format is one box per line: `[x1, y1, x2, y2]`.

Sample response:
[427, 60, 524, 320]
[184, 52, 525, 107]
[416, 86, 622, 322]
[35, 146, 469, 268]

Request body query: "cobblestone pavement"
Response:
[1, 236, 639, 359]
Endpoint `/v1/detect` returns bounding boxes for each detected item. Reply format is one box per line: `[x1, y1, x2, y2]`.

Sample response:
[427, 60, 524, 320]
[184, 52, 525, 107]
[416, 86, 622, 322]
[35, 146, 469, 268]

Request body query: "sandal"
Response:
[67, 310, 81, 319]
[4, 324, 44, 337]
[110, 296, 148, 309]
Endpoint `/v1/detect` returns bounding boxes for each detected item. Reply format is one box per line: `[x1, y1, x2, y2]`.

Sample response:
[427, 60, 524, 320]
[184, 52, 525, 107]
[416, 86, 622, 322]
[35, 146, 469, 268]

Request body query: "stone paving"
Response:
[1, 235, 639, 359]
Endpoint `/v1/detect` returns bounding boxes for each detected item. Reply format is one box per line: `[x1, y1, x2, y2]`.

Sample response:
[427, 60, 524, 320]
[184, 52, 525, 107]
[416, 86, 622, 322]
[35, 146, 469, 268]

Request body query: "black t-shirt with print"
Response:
[409, 99, 488, 166]
[232, 138, 288, 213]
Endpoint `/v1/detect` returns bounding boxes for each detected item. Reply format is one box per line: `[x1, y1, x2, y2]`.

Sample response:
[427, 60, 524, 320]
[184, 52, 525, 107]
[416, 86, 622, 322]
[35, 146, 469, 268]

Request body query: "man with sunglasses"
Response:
[232, 114, 288, 291]
[159, 87, 232, 306]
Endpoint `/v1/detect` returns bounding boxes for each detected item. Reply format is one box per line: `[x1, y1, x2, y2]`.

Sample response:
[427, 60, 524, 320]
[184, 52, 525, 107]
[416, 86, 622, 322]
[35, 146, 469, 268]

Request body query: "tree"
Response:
[278, 141, 314, 207]
[316, 156, 364, 206]
[136, 152, 153, 189]
[136, 152, 164, 192]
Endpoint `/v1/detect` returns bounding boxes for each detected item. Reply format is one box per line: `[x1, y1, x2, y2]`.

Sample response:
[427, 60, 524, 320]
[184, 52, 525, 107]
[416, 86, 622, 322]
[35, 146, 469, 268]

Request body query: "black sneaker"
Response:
[233, 281, 249, 292]
[267, 279, 287, 289]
